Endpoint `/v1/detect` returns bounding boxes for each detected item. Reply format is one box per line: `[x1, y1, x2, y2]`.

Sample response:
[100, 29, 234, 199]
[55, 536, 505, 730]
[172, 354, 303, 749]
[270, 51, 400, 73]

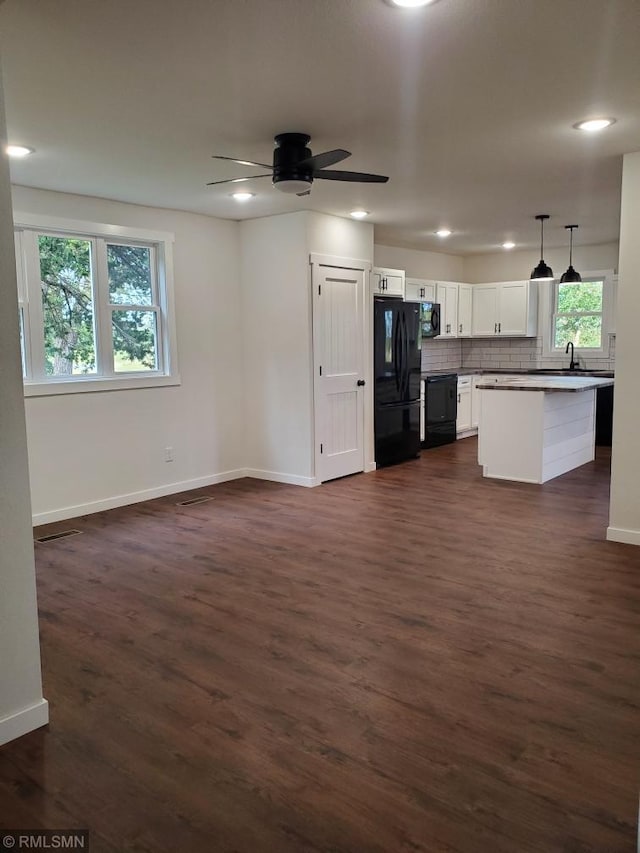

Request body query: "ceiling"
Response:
[0, 0, 638, 254]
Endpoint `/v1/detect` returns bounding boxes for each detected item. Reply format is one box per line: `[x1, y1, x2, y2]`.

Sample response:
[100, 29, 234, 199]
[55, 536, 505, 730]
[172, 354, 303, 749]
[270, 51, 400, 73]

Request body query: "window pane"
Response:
[557, 280, 603, 313]
[39, 236, 96, 375]
[19, 307, 26, 377]
[107, 244, 153, 305]
[554, 315, 602, 349]
[112, 310, 158, 372]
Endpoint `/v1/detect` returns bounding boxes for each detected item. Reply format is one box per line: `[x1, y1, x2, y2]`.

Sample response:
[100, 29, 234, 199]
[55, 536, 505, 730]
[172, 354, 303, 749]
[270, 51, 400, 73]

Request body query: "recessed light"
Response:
[231, 191, 255, 201]
[350, 210, 369, 219]
[6, 145, 34, 158]
[574, 118, 616, 132]
[435, 229, 452, 238]
[502, 241, 516, 250]
[387, 0, 438, 7]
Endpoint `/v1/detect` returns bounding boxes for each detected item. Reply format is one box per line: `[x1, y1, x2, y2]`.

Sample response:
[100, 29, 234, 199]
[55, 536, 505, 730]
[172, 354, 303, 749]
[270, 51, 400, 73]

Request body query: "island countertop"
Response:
[476, 376, 614, 393]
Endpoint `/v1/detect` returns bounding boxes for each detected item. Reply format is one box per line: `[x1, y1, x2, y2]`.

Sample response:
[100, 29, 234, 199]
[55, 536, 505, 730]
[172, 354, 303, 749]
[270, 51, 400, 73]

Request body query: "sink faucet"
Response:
[565, 341, 578, 370]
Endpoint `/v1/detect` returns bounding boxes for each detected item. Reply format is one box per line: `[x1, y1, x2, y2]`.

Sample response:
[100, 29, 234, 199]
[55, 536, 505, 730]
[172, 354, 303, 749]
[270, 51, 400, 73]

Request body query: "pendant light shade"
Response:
[530, 214, 554, 280]
[560, 225, 582, 283]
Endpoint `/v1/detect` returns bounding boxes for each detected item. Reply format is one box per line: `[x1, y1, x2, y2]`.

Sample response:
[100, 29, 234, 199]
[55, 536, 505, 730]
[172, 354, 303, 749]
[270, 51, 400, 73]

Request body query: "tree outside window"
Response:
[553, 279, 604, 350]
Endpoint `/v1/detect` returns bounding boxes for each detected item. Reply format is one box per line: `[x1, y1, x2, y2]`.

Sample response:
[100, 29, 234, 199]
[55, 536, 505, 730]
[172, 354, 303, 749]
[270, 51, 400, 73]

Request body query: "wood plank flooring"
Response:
[1, 439, 639, 852]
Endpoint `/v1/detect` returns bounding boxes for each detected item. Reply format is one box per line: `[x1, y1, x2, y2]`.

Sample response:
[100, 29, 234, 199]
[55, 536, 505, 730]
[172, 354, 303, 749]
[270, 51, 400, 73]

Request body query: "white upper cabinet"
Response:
[436, 282, 459, 338]
[499, 281, 537, 336]
[471, 281, 538, 337]
[372, 267, 405, 298]
[405, 278, 436, 302]
[457, 284, 472, 337]
[471, 285, 500, 336]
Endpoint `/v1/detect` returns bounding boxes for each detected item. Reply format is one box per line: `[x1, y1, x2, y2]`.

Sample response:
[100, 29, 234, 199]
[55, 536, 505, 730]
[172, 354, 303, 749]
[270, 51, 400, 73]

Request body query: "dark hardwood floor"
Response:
[1, 439, 639, 852]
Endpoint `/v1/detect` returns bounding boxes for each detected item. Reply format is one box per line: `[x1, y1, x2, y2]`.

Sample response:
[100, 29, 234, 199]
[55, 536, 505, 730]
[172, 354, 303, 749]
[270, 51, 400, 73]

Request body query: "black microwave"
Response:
[419, 301, 441, 338]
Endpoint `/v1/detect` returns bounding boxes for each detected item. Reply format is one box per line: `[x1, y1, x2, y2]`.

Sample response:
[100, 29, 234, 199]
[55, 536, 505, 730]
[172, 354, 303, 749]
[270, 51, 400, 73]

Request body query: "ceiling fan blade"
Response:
[314, 170, 389, 183]
[211, 155, 272, 169]
[206, 174, 271, 186]
[296, 149, 351, 171]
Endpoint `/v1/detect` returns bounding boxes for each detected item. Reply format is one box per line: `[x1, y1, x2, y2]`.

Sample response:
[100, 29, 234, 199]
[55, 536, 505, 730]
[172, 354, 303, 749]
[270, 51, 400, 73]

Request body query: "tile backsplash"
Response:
[421, 338, 462, 372]
[421, 335, 615, 372]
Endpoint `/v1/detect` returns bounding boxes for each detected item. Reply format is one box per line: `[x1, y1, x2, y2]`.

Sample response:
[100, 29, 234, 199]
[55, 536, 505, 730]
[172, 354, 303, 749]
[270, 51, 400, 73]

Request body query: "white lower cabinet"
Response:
[456, 376, 472, 433]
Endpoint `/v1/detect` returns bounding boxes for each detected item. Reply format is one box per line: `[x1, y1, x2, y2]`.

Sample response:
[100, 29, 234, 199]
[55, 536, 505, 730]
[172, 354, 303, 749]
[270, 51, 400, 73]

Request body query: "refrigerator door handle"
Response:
[393, 314, 401, 393]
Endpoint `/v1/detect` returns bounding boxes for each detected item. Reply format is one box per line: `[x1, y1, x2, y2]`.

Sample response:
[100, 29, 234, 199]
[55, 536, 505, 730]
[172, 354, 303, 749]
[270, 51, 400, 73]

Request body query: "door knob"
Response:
[357, 379, 366, 387]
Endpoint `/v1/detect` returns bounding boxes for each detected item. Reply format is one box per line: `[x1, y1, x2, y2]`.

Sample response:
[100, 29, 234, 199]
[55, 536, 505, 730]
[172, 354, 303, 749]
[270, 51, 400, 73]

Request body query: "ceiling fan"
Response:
[207, 132, 389, 196]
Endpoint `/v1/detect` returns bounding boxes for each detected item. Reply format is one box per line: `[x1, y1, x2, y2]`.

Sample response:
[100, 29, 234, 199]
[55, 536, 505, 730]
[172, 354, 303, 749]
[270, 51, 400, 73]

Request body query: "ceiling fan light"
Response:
[350, 210, 369, 219]
[274, 178, 313, 194]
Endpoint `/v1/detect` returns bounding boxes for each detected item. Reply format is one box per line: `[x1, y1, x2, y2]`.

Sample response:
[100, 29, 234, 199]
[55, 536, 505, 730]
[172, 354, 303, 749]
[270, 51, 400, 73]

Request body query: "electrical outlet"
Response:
[165, 446, 174, 463]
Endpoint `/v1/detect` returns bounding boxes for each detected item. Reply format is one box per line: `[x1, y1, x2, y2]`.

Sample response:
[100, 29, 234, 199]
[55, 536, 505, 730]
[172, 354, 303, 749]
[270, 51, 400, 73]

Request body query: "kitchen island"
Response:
[476, 376, 614, 483]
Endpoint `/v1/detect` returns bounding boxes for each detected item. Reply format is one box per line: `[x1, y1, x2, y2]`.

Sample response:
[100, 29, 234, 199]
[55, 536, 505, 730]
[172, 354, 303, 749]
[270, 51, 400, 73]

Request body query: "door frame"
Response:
[310, 254, 373, 483]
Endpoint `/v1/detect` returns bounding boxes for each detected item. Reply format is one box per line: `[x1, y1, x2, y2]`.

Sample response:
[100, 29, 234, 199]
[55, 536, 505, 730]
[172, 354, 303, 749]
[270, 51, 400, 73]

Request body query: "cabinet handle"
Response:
[459, 323, 462, 333]
[420, 287, 425, 297]
[498, 322, 501, 333]
[494, 322, 497, 333]
[457, 393, 461, 403]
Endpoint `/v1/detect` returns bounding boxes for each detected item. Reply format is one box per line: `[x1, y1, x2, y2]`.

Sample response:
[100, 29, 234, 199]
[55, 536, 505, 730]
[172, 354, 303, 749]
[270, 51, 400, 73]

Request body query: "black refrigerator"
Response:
[374, 297, 421, 467]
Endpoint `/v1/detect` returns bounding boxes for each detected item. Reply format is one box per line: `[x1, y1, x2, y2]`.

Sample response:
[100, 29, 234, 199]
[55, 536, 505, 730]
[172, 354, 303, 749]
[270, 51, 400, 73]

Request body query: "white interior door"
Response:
[313, 265, 365, 482]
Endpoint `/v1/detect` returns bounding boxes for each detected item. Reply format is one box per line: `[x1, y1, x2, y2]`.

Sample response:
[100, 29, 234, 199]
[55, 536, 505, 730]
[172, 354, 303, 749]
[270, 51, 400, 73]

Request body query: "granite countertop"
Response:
[421, 367, 614, 379]
[476, 376, 614, 392]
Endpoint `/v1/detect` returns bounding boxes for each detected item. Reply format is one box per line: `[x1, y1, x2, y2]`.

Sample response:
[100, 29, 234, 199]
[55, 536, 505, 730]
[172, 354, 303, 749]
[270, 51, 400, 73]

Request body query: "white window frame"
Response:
[13, 213, 179, 397]
[541, 269, 615, 359]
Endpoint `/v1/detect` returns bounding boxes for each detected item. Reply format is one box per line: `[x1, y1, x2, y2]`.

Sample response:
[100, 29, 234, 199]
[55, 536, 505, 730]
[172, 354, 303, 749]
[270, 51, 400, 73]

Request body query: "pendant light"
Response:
[530, 214, 554, 280]
[560, 225, 582, 283]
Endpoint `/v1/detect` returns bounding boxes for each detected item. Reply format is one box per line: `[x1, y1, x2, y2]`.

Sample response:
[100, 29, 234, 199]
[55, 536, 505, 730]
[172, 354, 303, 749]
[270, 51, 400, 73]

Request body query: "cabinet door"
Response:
[457, 284, 472, 337]
[406, 279, 436, 302]
[456, 388, 472, 432]
[373, 268, 405, 298]
[384, 273, 404, 297]
[471, 376, 481, 427]
[498, 281, 528, 336]
[472, 285, 499, 336]
[437, 283, 459, 337]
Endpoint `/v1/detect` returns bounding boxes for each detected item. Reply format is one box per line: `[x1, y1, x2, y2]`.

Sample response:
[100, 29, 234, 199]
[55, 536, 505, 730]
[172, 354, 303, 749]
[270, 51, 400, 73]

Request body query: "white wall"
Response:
[0, 62, 47, 745]
[374, 243, 464, 281]
[462, 242, 619, 284]
[241, 211, 373, 484]
[12, 186, 245, 523]
[240, 213, 312, 483]
[608, 152, 640, 546]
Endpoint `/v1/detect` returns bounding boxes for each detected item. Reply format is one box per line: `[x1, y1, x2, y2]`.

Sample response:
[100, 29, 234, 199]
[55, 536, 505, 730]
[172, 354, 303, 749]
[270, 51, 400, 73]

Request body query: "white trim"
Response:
[606, 526, 640, 547]
[14, 211, 175, 245]
[243, 469, 319, 488]
[309, 253, 371, 271]
[24, 373, 181, 397]
[0, 699, 49, 747]
[32, 470, 247, 526]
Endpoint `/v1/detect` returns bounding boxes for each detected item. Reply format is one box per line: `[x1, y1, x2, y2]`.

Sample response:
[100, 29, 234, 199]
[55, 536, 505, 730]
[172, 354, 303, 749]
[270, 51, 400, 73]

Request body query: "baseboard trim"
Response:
[0, 698, 49, 747]
[244, 469, 319, 488]
[606, 526, 640, 547]
[32, 470, 247, 526]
